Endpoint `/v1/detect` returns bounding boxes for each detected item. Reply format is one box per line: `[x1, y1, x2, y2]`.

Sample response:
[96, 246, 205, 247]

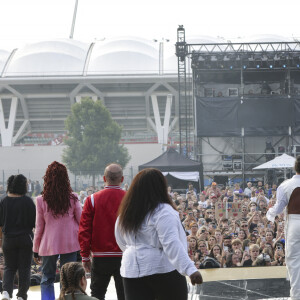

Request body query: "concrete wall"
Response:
[0, 143, 163, 188]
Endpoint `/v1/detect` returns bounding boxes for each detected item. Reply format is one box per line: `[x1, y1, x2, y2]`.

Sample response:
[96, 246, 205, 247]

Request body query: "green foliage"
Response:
[62, 98, 130, 178]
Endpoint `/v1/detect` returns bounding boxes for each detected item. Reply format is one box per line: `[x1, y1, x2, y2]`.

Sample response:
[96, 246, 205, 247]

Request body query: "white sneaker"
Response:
[17, 298, 24, 300]
[1, 291, 10, 300]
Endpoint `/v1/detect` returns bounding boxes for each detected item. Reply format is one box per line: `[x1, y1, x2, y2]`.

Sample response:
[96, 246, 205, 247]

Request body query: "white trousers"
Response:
[286, 214, 300, 300]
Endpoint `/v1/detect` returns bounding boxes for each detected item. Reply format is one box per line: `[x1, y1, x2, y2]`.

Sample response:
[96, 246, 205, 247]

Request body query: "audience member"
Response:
[33, 161, 82, 300]
[0, 185, 5, 200]
[0, 174, 36, 300]
[115, 168, 203, 300]
[58, 262, 98, 300]
[244, 182, 252, 197]
[79, 164, 126, 300]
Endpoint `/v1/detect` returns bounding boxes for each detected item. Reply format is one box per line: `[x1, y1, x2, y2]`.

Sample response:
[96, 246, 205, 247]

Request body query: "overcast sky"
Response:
[1, 0, 300, 50]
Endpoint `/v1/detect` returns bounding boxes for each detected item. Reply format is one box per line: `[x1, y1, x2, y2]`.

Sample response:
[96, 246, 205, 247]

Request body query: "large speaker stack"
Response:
[222, 155, 242, 171]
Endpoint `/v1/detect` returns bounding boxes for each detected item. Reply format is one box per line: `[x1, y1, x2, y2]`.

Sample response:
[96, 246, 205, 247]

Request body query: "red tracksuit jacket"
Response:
[78, 186, 126, 262]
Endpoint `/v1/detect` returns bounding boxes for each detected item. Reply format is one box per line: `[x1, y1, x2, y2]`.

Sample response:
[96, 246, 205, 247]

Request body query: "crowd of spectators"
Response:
[169, 181, 286, 269]
[0, 178, 285, 293]
[77, 183, 129, 206]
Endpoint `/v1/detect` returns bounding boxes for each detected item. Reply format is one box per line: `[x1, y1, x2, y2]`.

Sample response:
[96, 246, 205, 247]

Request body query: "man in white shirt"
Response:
[267, 157, 300, 300]
[244, 182, 252, 197]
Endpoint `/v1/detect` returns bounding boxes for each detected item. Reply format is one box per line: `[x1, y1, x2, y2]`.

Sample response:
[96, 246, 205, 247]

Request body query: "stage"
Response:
[20, 266, 289, 299]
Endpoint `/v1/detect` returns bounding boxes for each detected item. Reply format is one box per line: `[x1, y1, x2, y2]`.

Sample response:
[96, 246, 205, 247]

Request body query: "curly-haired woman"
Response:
[0, 174, 36, 300]
[58, 262, 97, 300]
[33, 161, 82, 300]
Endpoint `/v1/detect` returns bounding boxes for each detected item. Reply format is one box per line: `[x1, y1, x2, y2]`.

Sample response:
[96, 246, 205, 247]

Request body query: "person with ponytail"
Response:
[58, 262, 97, 300]
[115, 168, 203, 300]
[267, 155, 300, 299]
[0, 174, 36, 300]
[33, 161, 82, 300]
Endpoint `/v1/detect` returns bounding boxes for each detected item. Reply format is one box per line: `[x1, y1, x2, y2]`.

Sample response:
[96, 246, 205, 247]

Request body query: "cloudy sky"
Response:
[1, 0, 300, 50]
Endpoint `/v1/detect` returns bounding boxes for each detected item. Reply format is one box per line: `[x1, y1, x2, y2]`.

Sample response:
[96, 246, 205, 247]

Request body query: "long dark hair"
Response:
[118, 168, 176, 233]
[43, 161, 77, 218]
[209, 244, 222, 259]
[58, 262, 86, 300]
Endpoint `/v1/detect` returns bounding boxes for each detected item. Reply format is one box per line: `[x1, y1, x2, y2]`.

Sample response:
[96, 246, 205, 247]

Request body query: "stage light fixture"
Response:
[230, 65, 233, 70]
[283, 64, 287, 68]
[243, 65, 247, 69]
[269, 65, 273, 69]
[297, 64, 300, 68]
[256, 64, 260, 69]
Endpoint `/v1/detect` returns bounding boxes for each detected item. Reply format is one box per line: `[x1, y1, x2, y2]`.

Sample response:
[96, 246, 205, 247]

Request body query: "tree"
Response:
[62, 98, 130, 186]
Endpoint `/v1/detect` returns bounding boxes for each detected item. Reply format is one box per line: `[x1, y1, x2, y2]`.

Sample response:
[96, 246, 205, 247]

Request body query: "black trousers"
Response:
[123, 270, 188, 300]
[2, 234, 33, 300]
[91, 257, 125, 300]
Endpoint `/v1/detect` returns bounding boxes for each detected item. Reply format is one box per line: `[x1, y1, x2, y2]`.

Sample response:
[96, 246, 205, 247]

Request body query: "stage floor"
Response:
[17, 266, 290, 300]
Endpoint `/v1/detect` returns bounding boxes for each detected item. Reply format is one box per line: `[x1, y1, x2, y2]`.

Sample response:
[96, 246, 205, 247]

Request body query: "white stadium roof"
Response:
[3, 39, 90, 77]
[1, 37, 167, 77]
[0, 35, 296, 78]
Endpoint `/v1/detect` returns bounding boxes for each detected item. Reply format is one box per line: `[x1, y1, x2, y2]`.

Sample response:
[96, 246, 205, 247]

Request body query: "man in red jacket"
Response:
[79, 163, 126, 300]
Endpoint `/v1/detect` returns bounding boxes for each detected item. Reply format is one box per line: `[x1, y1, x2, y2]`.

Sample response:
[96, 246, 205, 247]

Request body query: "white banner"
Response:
[162, 171, 199, 182]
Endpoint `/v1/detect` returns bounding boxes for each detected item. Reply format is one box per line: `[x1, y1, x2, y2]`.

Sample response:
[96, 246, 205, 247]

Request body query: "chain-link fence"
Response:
[0, 166, 139, 192]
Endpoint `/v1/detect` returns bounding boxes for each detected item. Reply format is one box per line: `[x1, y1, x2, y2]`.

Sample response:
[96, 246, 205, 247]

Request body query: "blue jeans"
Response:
[41, 252, 77, 300]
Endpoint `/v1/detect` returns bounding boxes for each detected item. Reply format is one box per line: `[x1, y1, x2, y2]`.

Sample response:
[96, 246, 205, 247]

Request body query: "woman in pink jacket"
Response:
[33, 161, 82, 300]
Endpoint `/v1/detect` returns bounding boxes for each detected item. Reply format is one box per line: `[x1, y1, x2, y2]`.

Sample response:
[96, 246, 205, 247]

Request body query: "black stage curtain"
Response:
[196, 96, 294, 137]
[238, 98, 293, 128]
[196, 97, 240, 137]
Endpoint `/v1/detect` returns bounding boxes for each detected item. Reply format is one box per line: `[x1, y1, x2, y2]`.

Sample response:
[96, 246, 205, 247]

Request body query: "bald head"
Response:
[104, 163, 124, 185]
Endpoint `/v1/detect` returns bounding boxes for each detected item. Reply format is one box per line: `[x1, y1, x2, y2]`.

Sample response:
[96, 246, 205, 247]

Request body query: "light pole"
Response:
[153, 38, 170, 75]
[70, 0, 79, 39]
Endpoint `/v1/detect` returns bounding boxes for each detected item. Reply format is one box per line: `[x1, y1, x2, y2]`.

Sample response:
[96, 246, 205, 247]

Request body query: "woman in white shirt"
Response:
[115, 168, 202, 300]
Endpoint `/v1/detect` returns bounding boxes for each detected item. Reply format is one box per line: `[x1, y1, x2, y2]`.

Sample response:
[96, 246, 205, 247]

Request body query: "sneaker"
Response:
[17, 298, 24, 300]
[1, 291, 10, 300]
